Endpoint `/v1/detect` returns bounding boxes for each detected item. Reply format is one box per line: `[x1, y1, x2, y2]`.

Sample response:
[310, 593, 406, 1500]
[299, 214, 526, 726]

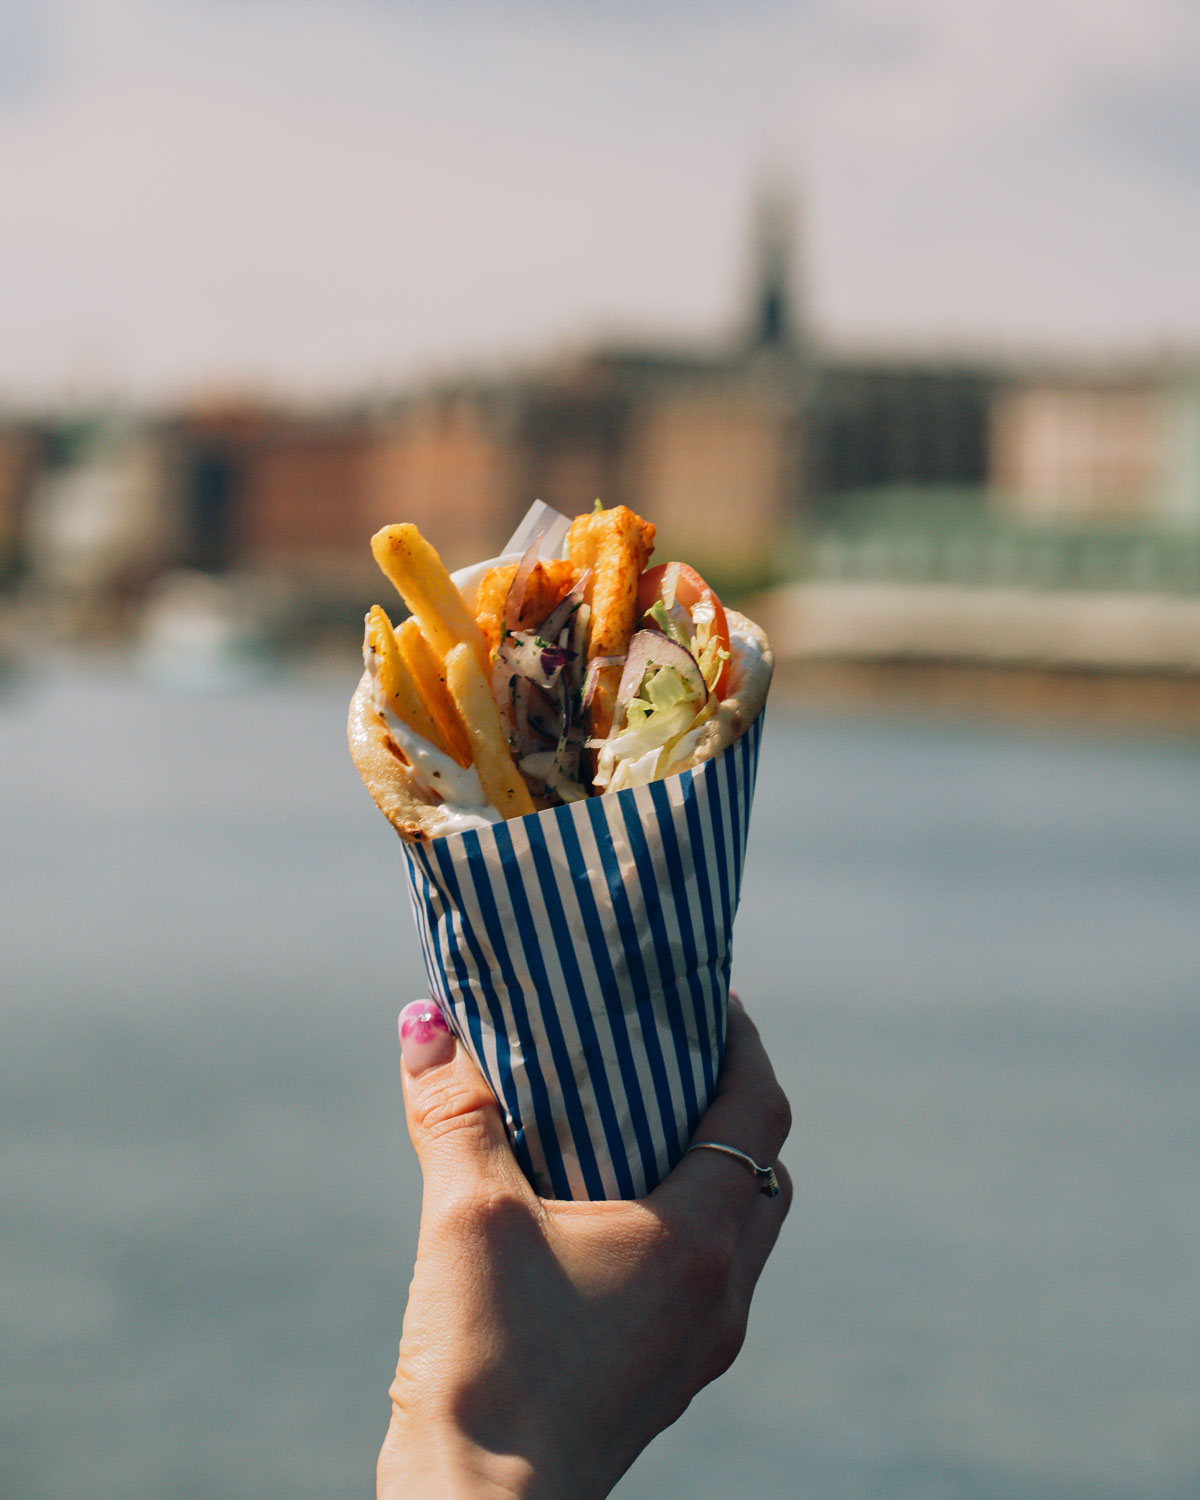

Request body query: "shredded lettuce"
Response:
[643, 585, 726, 694]
[697, 636, 730, 692]
[595, 662, 706, 790]
[645, 599, 688, 649]
[599, 571, 730, 791]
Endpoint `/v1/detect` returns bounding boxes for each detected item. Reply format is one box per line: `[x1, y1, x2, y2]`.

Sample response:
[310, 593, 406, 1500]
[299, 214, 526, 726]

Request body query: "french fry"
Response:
[366, 606, 450, 755]
[396, 617, 472, 769]
[371, 524, 489, 671]
[444, 643, 536, 819]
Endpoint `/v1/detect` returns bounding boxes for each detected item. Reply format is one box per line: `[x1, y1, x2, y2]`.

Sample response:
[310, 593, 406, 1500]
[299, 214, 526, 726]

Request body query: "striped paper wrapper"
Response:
[401, 710, 765, 1200]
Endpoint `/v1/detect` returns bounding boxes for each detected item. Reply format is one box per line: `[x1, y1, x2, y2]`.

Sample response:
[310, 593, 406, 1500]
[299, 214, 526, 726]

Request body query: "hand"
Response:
[378, 995, 793, 1500]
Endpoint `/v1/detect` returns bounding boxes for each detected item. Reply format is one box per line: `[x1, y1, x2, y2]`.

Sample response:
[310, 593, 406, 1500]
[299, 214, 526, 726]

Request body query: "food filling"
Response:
[363, 503, 740, 814]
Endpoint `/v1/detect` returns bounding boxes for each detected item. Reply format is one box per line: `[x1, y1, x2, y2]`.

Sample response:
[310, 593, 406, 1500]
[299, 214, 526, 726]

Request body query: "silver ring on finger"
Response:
[686, 1141, 780, 1198]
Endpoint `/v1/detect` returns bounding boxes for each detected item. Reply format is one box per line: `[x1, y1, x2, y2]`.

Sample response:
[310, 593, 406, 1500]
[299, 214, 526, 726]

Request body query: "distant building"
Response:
[171, 405, 379, 577]
[810, 357, 996, 509]
[23, 422, 175, 598]
[0, 421, 46, 578]
[989, 364, 1200, 526]
[168, 397, 518, 591]
[13, 189, 1200, 637]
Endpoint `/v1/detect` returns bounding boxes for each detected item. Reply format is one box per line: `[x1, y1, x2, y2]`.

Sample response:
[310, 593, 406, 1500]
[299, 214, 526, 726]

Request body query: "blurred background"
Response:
[2, 2, 1199, 1498]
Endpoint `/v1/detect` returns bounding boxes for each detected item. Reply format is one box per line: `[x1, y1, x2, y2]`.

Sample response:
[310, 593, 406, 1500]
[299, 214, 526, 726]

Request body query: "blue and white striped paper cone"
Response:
[401, 711, 765, 1200]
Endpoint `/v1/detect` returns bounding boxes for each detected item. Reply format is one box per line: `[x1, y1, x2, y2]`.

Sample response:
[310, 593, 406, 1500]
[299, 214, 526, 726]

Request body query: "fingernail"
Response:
[729, 989, 744, 1011]
[398, 1000, 455, 1075]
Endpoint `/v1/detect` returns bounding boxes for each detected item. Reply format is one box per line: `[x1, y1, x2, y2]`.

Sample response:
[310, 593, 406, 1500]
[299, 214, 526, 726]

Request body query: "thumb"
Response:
[397, 1000, 529, 1204]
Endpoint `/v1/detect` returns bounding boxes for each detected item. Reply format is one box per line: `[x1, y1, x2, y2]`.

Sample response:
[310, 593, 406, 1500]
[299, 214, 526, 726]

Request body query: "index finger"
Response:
[399, 1006, 534, 1213]
[650, 1002, 792, 1245]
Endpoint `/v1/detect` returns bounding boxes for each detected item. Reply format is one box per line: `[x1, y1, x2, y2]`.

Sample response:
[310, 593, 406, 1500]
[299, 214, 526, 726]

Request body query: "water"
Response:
[3, 668, 1198, 1500]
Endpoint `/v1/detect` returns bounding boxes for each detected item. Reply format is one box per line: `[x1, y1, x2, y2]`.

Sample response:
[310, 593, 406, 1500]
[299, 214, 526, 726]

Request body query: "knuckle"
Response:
[422, 1103, 495, 1155]
[760, 1081, 793, 1153]
[775, 1160, 795, 1216]
[412, 1077, 497, 1141]
[427, 1180, 529, 1247]
[625, 1208, 688, 1272]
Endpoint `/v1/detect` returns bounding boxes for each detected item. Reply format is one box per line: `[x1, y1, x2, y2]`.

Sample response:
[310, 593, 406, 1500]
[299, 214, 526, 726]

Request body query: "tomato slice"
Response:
[637, 562, 731, 697]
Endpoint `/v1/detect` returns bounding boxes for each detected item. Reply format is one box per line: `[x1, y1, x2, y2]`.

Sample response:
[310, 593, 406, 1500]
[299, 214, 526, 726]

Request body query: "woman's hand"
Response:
[378, 996, 792, 1500]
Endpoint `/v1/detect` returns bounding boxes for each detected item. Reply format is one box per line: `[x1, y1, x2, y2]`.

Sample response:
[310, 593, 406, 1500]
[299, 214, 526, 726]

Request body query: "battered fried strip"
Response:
[366, 606, 450, 756]
[396, 617, 472, 769]
[444, 643, 536, 819]
[370, 524, 489, 671]
[475, 557, 578, 655]
[474, 564, 517, 656]
[567, 504, 656, 738]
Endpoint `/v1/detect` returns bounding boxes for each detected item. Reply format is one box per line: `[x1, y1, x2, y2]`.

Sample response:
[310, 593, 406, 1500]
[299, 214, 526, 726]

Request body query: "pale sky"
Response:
[2, 0, 1198, 404]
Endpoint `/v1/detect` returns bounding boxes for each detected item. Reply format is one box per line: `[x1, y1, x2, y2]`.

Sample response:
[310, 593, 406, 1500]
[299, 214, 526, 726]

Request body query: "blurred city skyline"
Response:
[3, 0, 1200, 406]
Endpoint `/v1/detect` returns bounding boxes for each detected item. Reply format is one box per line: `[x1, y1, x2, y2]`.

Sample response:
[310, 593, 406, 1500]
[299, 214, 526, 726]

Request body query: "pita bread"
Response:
[347, 606, 773, 843]
[665, 609, 773, 776]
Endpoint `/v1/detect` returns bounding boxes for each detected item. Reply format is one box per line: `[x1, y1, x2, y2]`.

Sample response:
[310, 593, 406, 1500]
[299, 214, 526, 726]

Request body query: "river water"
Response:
[2, 667, 1198, 1500]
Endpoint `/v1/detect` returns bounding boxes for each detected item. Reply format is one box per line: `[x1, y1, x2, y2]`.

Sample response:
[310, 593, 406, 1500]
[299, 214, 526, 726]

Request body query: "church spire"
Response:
[748, 183, 802, 355]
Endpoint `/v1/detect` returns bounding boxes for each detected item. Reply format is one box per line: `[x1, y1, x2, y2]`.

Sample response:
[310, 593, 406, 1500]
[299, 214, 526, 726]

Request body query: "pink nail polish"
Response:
[729, 989, 744, 1010]
[398, 1000, 455, 1075]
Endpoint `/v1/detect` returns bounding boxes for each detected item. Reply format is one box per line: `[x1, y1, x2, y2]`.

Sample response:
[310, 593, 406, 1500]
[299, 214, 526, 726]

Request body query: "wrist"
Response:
[381, 1404, 613, 1500]
[379, 1409, 541, 1500]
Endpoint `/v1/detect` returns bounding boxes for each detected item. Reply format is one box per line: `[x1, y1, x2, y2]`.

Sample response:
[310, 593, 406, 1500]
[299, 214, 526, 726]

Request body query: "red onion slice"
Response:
[612, 631, 707, 723]
[581, 654, 624, 711]
[545, 677, 589, 801]
[503, 535, 544, 630]
[569, 599, 590, 663]
[518, 677, 587, 801]
[537, 570, 588, 646]
[499, 630, 576, 691]
[512, 675, 560, 755]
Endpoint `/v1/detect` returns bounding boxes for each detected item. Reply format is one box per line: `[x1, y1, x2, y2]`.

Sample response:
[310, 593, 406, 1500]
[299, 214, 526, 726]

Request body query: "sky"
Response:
[1, 0, 1198, 404]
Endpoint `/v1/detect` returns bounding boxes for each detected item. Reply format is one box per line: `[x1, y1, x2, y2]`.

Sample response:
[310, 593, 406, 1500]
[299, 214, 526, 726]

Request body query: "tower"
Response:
[748, 184, 804, 358]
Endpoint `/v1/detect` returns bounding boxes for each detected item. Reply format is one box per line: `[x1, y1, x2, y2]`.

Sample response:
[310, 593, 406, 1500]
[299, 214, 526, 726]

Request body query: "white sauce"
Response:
[364, 643, 501, 833]
[664, 724, 705, 770]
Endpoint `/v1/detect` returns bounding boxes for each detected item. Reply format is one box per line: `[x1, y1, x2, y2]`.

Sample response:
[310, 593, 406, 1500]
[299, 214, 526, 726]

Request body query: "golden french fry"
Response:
[444, 643, 536, 819]
[366, 606, 450, 755]
[371, 524, 489, 671]
[396, 617, 472, 769]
